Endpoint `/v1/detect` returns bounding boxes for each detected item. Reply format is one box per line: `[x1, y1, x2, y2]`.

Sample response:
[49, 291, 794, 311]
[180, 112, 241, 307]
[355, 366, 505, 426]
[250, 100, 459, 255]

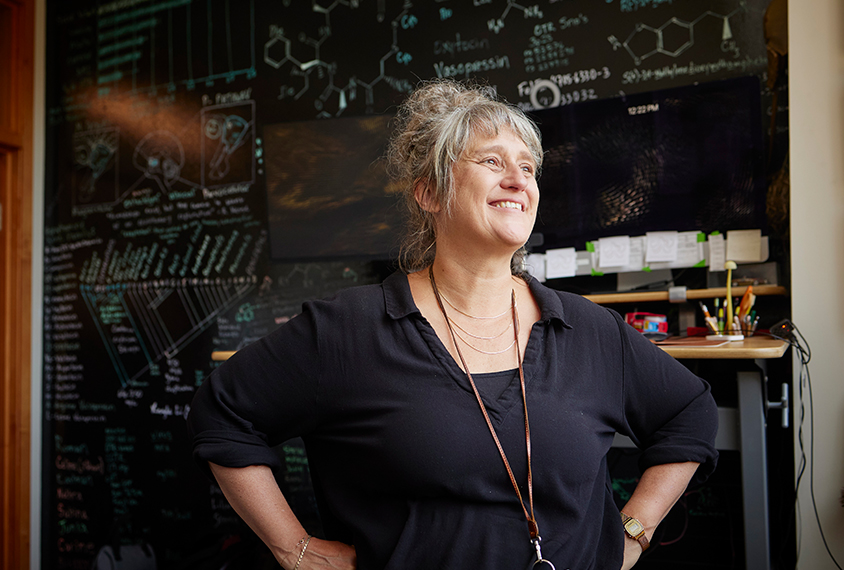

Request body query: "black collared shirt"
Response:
[189, 271, 718, 569]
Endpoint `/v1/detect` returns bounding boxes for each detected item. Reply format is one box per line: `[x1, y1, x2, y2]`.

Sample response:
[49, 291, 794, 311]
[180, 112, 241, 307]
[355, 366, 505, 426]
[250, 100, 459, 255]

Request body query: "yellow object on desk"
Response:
[724, 260, 737, 332]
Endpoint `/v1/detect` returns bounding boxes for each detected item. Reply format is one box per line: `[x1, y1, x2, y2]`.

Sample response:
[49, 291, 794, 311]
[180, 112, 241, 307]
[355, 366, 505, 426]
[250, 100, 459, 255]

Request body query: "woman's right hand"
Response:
[283, 538, 356, 570]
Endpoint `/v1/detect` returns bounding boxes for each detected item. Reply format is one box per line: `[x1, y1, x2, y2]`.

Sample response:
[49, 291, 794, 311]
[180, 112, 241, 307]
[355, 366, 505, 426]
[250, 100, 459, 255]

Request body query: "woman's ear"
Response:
[414, 181, 442, 214]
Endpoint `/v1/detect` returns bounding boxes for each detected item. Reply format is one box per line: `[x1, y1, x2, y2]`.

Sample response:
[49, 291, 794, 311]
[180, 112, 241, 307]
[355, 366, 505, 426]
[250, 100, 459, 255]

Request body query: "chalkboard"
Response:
[42, 1, 777, 568]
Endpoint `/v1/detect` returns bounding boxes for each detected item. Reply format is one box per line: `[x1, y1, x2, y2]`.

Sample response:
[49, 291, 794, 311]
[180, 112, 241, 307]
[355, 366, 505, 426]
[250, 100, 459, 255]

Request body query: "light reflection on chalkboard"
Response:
[264, 115, 404, 261]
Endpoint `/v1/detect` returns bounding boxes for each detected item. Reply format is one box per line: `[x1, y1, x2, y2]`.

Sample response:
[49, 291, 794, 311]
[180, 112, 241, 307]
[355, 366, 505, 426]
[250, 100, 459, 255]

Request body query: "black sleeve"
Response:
[187, 304, 325, 479]
[612, 310, 719, 485]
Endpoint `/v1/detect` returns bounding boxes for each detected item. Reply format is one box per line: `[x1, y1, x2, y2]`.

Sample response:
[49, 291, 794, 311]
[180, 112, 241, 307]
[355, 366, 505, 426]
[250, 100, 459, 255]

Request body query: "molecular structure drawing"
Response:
[486, 1, 544, 34]
[608, 4, 746, 65]
[263, 0, 416, 117]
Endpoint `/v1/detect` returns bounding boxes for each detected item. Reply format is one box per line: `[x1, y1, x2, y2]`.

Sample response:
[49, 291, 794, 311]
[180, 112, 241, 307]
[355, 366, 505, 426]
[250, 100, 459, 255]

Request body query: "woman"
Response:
[188, 79, 718, 570]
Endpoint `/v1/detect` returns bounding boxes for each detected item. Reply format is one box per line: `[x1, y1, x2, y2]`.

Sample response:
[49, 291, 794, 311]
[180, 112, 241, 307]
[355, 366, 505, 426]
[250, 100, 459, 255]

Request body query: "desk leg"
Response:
[738, 369, 770, 570]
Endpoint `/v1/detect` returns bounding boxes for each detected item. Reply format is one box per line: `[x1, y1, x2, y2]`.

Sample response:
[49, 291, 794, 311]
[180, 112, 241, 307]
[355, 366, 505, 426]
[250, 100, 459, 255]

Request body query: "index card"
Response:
[708, 233, 726, 271]
[546, 248, 577, 279]
[598, 236, 631, 268]
[726, 229, 763, 262]
[525, 253, 546, 282]
[646, 231, 679, 263]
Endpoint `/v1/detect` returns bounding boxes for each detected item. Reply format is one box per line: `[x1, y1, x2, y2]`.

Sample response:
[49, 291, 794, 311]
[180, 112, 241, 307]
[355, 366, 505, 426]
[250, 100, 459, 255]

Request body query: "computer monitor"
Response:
[529, 76, 766, 251]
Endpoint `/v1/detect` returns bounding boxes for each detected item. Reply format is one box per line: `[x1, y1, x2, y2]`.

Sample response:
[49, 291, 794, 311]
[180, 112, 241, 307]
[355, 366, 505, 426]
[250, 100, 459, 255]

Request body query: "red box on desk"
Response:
[625, 312, 668, 334]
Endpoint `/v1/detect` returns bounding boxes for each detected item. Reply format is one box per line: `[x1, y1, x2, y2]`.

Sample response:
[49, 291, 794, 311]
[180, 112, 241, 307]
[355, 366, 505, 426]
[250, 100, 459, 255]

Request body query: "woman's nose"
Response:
[501, 164, 528, 191]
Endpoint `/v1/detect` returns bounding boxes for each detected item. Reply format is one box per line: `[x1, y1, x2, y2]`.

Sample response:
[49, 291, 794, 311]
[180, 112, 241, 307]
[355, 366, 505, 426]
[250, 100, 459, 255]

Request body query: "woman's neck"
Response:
[428, 253, 521, 319]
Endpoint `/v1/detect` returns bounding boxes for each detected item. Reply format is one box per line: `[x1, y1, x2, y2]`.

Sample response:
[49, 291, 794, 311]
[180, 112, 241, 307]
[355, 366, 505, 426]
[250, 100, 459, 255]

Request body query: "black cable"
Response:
[768, 321, 842, 569]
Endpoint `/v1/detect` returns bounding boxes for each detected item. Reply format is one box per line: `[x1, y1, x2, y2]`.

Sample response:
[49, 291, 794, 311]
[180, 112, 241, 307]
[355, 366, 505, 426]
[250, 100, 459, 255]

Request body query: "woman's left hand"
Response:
[619, 536, 642, 570]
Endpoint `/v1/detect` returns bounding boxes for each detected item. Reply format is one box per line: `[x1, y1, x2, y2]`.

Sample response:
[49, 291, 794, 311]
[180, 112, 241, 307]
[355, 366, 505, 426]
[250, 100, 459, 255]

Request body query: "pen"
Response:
[705, 318, 720, 335]
[738, 285, 754, 322]
[699, 302, 719, 334]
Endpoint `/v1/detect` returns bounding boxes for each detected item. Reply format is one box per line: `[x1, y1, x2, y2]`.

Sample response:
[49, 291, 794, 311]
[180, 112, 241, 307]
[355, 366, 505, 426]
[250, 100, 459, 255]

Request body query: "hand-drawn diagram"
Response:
[96, 0, 257, 97]
[609, 6, 747, 65]
[72, 128, 120, 209]
[81, 276, 257, 386]
[264, 2, 417, 117]
[201, 102, 255, 187]
[132, 130, 186, 192]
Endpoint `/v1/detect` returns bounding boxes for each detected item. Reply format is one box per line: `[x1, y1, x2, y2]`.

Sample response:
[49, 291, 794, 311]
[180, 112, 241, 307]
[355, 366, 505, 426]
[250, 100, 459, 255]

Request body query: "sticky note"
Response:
[598, 236, 631, 268]
[545, 248, 577, 279]
[675, 231, 705, 266]
[726, 229, 763, 263]
[646, 231, 679, 263]
[708, 233, 726, 271]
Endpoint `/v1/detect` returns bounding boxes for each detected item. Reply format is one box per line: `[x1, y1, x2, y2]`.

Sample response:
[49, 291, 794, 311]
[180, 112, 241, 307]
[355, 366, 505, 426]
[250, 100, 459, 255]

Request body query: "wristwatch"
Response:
[620, 512, 650, 551]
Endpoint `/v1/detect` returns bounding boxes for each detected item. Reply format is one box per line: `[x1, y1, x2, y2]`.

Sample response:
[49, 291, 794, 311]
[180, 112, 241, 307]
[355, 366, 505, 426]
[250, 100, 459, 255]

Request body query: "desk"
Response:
[662, 337, 788, 570]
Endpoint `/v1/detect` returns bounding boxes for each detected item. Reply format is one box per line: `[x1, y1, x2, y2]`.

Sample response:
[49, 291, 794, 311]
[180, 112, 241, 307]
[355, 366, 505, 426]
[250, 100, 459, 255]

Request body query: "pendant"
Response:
[531, 536, 557, 570]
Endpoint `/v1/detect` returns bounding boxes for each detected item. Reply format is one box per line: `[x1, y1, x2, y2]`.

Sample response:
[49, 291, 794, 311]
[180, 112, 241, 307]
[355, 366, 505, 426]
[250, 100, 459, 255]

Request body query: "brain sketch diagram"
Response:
[201, 101, 256, 188]
[132, 130, 186, 192]
[118, 100, 256, 202]
[72, 128, 120, 208]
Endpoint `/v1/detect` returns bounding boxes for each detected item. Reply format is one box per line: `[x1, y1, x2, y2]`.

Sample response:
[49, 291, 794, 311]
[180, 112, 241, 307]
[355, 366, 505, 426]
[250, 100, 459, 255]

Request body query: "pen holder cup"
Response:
[706, 329, 745, 341]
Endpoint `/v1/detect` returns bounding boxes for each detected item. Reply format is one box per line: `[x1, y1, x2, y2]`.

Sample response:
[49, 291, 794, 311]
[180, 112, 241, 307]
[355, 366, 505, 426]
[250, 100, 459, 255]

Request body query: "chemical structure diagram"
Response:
[608, 3, 747, 65]
[485, 1, 545, 34]
[263, 0, 417, 117]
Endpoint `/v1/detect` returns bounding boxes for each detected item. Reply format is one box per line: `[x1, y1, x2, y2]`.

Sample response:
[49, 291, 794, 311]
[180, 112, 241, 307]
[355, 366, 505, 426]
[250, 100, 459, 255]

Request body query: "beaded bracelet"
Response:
[293, 534, 312, 570]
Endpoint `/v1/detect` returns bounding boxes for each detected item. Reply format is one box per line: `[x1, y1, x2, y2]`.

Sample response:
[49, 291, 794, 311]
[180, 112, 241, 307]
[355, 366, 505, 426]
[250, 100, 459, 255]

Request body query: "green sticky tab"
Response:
[642, 266, 652, 272]
[709, 231, 721, 237]
[697, 232, 706, 242]
[590, 268, 604, 277]
[586, 241, 595, 252]
[694, 259, 707, 268]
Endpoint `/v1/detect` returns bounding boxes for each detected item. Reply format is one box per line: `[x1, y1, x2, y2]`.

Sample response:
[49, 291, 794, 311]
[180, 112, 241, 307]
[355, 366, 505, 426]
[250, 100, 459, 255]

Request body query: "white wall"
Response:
[789, 0, 844, 567]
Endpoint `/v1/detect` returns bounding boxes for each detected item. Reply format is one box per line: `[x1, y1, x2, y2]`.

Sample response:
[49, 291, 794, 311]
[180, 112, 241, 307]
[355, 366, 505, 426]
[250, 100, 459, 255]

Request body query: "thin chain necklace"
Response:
[449, 317, 513, 341]
[439, 289, 513, 320]
[450, 327, 517, 355]
[429, 267, 556, 569]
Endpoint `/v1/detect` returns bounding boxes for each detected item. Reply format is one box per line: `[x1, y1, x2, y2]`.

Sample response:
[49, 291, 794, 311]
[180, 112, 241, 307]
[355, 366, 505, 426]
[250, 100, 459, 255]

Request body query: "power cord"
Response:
[767, 319, 842, 569]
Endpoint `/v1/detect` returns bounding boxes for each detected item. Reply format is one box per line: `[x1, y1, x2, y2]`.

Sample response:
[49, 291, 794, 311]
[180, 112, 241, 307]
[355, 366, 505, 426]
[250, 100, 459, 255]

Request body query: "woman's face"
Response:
[435, 128, 539, 255]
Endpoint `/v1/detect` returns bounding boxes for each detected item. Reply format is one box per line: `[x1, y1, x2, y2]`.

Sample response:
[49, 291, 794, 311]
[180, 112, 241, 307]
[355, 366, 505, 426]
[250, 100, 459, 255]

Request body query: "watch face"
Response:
[625, 519, 645, 536]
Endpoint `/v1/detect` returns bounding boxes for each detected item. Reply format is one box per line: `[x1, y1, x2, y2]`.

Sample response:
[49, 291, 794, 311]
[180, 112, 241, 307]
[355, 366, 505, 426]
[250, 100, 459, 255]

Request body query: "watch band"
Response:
[620, 512, 650, 551]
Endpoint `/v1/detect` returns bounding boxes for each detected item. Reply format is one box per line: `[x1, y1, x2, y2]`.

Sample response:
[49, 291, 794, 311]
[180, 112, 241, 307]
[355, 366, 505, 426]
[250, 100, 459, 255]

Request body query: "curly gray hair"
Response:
[385, 79, 543, 273]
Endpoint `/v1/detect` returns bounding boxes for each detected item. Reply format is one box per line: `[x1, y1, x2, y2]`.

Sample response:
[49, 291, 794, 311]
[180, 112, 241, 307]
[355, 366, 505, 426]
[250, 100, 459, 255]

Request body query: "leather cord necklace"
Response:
[429, 268, 556, 569]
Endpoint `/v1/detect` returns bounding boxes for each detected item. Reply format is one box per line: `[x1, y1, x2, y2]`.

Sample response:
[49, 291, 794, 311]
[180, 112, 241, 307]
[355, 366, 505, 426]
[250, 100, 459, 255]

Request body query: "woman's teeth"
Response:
[494, 201, 523, 211]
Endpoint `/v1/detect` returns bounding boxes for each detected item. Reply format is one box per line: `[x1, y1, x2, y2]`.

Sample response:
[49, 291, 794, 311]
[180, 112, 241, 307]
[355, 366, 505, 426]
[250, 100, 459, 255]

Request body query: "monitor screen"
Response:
[264, 114, 402, 261]
[529, 76, 766, 251]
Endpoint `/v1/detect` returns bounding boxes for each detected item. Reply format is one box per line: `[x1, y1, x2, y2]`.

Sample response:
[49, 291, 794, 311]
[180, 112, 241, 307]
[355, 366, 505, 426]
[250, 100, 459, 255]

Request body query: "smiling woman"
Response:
[189, 79, 719, 570]
[384, 80, 543, 274]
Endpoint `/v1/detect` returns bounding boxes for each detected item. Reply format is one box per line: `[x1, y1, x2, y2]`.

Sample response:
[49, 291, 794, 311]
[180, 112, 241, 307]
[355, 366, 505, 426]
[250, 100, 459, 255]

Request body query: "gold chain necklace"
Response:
[449, 326, 517, 355]
[439, 289, 514, 320]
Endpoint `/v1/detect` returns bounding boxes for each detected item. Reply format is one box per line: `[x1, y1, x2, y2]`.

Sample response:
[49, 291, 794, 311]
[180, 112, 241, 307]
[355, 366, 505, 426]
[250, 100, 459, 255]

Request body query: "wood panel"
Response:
[0, 0, 34, 568]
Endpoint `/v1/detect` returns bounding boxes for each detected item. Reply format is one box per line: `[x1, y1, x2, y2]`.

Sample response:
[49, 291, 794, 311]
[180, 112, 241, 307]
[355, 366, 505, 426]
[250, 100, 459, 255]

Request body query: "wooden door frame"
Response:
[0, 0, 35, 568]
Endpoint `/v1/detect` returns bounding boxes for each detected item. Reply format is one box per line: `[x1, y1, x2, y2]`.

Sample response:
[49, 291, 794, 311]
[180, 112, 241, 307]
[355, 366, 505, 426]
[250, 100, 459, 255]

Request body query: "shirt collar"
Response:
[383, 270, 572, 328]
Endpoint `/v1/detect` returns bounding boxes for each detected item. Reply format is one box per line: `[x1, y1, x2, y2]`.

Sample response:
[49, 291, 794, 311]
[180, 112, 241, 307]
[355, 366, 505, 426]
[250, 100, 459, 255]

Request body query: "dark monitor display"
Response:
[264, 114, 402, 261]
[529, 76, 766, 251]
